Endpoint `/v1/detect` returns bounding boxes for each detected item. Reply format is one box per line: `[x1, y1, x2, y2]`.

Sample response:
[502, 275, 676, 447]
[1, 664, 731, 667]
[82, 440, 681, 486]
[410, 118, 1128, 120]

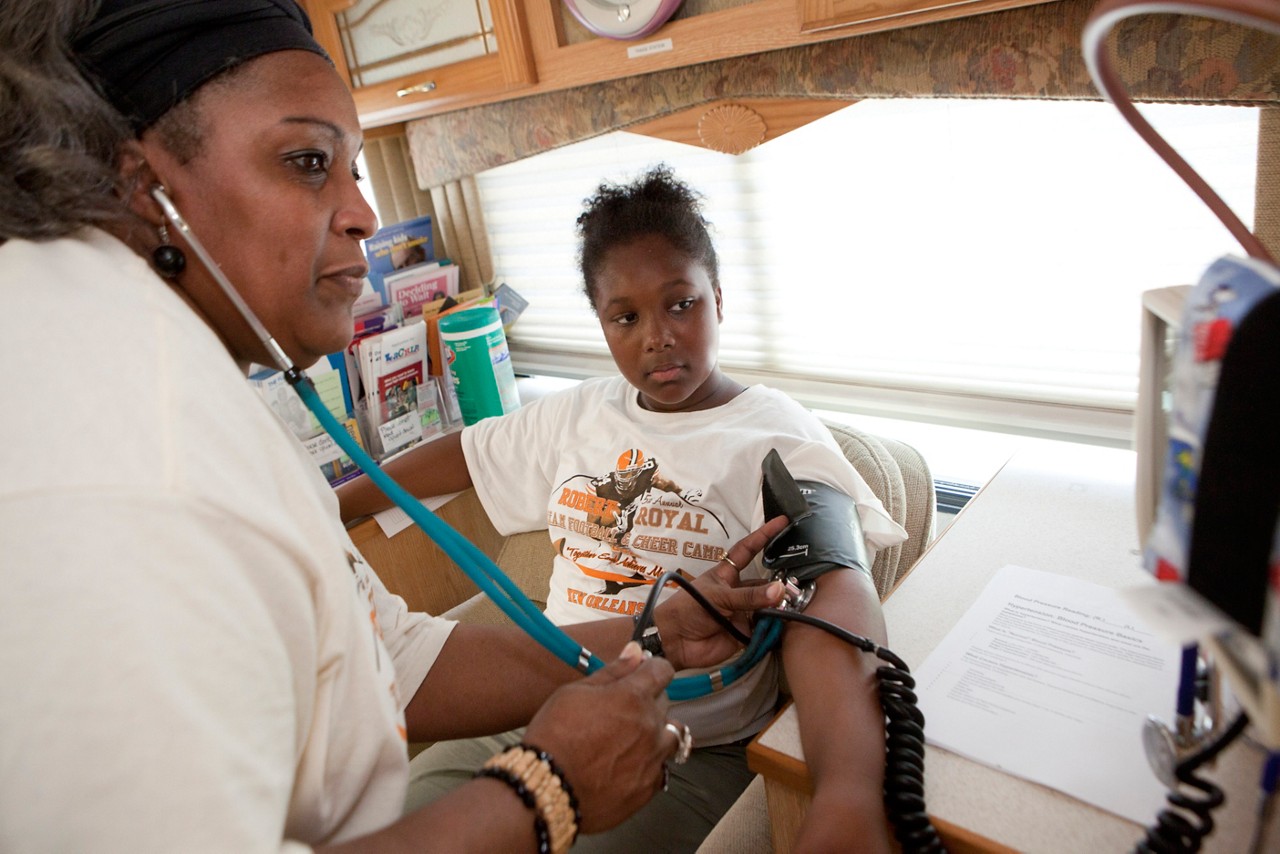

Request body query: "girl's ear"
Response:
[715, 285, 724, 322]
[117, 140, 165, 226]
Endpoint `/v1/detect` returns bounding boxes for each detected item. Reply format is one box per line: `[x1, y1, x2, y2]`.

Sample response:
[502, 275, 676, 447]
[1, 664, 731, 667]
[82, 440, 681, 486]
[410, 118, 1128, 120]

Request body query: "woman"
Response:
[0, 2, 789, 851]
[340, 167, 905, 852]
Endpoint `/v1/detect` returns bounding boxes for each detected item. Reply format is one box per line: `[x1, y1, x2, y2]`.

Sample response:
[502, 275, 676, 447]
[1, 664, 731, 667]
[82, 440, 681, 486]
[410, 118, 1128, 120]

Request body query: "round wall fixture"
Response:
[561, 0, 685, 40]
[697, 104, 767, 154]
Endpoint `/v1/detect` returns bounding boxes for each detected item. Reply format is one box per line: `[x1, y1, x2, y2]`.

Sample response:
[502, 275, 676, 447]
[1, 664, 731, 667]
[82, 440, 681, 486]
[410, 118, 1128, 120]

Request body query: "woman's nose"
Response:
[335, 177, 378, 240]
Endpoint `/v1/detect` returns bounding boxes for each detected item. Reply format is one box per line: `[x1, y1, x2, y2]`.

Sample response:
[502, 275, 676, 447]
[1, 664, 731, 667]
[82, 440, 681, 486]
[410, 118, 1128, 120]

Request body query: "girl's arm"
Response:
[781, 567, 894, 853]
[336, 429, 472, 522]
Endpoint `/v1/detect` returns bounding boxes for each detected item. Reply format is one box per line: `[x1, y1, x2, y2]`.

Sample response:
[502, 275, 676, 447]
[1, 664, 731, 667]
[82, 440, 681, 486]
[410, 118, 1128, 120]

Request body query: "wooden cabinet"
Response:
[796, 0, 1020, 34]
[526, 0, 1050, 94]
[307, 0, 1055, 127]
[302, 0, 536, 126]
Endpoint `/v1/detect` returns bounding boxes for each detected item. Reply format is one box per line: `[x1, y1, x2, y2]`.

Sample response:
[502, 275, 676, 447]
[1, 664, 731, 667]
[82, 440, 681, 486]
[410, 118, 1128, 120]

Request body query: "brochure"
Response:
[352, 320, 449, 458]
[364, 214, 434, 301]
[249, 364, 366, 486]
[384, 262, 460, 319]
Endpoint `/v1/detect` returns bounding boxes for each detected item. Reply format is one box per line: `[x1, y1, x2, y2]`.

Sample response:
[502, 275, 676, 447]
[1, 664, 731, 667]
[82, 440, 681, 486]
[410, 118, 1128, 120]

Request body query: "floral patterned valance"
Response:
[406, 0, 1280, 187]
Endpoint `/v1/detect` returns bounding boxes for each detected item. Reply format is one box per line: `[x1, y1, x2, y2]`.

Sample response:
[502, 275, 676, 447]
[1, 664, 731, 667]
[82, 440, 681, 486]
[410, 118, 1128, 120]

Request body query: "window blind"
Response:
[475, 99, 1258, 444]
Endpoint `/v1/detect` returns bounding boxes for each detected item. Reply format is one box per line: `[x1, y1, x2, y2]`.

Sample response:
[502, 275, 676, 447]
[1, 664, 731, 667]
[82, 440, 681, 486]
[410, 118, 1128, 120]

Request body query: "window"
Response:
[476, 99, 1258, 446]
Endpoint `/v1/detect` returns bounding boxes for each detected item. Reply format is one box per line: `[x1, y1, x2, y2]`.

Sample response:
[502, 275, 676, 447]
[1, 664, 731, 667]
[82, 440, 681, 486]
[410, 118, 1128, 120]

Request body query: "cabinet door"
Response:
[304, 0, 535, 126]
[797, 0, 1050, 34]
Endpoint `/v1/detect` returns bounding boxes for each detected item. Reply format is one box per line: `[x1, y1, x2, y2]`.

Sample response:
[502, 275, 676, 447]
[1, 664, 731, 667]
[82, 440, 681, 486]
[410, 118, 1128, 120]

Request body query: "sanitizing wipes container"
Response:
[438, 305, 521, 425]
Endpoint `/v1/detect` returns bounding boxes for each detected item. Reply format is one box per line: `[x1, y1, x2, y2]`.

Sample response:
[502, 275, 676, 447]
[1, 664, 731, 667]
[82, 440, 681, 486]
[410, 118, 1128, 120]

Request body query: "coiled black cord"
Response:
[758, 608, 946, 853]
[876, 646, 946, 853]
[1135, 711, 1249, 854]
[630, 579, 946, 850]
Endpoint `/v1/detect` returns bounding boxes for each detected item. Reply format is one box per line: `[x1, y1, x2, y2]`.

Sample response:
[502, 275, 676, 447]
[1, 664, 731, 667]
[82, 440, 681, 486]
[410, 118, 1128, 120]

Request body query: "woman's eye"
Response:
[290, 151, 329, 174]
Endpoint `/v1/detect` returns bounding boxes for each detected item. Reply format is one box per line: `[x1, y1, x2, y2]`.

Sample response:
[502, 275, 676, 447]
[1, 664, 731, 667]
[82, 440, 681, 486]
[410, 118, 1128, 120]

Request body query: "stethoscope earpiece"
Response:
[149, 185, 292, 372]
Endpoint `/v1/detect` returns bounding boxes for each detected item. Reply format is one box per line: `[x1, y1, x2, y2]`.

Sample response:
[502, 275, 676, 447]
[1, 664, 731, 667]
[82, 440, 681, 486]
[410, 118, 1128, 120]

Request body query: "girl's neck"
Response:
[638, 370, 747, 413]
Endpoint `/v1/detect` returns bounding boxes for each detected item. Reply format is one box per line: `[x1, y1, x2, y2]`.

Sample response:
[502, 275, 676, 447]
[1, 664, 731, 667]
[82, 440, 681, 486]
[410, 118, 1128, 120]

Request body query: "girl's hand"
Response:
[656, 515, 789, 671]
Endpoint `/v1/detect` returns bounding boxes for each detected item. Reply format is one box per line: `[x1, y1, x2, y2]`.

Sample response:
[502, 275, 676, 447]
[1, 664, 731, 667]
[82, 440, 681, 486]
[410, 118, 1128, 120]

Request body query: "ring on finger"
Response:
[664, 721, 694, 765]
[722, 554, 741, 570]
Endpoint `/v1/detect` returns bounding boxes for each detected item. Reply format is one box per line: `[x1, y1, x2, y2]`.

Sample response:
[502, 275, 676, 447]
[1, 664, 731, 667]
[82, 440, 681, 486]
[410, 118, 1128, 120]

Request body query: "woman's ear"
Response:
[117, 140, 166, 226]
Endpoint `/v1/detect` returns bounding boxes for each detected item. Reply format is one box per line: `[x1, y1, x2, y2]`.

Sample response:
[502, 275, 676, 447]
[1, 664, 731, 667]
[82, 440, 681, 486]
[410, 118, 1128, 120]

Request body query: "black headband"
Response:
[73, 0, 330, 131]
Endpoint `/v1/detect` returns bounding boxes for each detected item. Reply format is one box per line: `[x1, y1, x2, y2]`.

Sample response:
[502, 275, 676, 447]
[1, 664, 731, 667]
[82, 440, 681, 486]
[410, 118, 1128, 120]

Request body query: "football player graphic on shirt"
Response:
[588, 450, 679, 538]
[551, 449, 729, 602]
[586, 449, 700, 593]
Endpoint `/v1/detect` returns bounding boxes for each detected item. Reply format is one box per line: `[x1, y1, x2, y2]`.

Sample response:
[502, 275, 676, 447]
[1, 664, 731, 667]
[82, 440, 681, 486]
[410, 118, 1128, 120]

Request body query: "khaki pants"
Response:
[404, 728, 755, 853]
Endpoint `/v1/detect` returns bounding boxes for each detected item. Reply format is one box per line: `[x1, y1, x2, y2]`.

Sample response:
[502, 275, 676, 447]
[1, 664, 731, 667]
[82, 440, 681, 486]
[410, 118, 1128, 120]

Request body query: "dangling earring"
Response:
[152, 222, 187, 279]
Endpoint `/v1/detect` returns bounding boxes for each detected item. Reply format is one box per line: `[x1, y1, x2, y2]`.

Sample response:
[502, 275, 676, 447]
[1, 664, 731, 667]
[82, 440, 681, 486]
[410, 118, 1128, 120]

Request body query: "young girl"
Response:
[340, 165, 906, 852]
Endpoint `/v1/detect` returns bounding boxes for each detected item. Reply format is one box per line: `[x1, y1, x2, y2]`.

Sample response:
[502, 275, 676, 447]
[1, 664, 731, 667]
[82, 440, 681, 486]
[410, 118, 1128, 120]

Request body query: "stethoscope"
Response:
[149, 184, 775, 698]
[152, 184, 944, 851]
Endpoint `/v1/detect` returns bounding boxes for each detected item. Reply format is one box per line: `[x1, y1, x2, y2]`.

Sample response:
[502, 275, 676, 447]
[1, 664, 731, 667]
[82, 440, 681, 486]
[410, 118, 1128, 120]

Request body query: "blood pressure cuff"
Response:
[760, 449, 870, 584]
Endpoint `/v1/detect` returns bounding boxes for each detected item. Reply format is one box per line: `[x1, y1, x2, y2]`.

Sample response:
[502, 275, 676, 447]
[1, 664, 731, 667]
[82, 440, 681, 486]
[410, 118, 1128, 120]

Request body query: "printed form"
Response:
[373, 492, 463, 538]
[915, 564, 1181, 824]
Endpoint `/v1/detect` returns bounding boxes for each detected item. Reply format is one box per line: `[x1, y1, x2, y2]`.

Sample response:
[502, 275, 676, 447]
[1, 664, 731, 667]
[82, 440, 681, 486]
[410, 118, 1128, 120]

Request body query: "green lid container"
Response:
[438, 306, 521, 425]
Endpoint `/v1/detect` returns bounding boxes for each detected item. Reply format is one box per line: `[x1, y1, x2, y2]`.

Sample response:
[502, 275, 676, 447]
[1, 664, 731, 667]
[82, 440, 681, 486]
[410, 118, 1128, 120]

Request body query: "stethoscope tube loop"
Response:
[295, 373, 785, 700]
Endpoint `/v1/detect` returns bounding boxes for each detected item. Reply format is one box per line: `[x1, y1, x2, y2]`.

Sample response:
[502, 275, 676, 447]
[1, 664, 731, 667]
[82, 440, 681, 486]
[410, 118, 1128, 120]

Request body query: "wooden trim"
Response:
[300, 0, 359, 88]
[353, 54, 512, 126]
[746, 705, 815, 794]
[354, 0, 1052, 125]
[493, 0, 539, 86]
[931, 817, 1022, 854]
[751, 702, 1022, 853]
[518, 0, 1046, 109]
[798, 0, 1004, 34]
[304, 0, 537, 127]
[361, 122, 407, 141]
[762, 779, 810, 854]
[627, 97, 857, 151]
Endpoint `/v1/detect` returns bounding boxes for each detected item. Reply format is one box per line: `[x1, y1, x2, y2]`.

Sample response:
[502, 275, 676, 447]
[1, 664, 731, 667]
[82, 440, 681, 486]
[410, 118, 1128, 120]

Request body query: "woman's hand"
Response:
[655, 515, 790, 671]
[522, 643, 680, 834]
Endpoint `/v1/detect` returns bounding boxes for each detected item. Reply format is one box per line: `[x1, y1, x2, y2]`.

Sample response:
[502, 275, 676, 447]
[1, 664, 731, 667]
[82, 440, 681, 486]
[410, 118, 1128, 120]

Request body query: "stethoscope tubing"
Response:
[152, 183, 778, 699]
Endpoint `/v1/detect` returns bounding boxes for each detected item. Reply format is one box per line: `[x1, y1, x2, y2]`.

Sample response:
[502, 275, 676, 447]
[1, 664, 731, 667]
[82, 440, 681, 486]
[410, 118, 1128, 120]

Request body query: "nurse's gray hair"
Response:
[0, 0, 133, 241]
[0, 0, 328, 243]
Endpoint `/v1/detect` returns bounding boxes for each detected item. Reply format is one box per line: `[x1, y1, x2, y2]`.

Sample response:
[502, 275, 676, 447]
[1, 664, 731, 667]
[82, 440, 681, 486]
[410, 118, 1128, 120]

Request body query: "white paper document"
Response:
[914, 564, 1181, 824]
[373, 492, 463, 538]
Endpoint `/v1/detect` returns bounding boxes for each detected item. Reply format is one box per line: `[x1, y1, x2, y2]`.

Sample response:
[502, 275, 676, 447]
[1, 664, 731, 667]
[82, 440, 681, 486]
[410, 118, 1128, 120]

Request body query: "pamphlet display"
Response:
[383, 261, 460, 318]
[364, 214, 434, 302]
[492, 282, 529, 330]
[305, 216, 535, 478]
[250, 363, 366, 486]
[352, 320, 447, 460]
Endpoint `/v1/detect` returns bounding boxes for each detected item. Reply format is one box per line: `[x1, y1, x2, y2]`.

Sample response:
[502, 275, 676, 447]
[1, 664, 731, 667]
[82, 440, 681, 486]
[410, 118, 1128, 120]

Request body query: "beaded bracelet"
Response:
[474, 766, 552, 853]
[517, 742, 582, 833]
[478, 744, 579, 854]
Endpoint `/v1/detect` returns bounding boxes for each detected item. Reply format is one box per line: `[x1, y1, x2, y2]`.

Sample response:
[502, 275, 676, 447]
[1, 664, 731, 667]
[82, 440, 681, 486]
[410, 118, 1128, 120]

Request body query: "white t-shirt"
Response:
[0, 230, 456, 852]
[463, 376, 906, 744]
